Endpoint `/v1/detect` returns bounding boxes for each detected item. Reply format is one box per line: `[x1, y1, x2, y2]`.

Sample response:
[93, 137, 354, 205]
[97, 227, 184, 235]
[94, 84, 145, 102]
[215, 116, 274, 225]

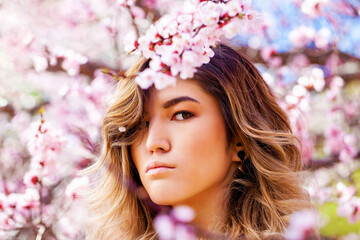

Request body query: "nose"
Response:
[145, 117, 171, 154]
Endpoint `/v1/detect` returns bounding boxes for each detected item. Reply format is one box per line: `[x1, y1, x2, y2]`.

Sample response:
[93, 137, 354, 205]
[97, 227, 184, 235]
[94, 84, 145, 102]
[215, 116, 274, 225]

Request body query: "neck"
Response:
[173, 181, 231, 232]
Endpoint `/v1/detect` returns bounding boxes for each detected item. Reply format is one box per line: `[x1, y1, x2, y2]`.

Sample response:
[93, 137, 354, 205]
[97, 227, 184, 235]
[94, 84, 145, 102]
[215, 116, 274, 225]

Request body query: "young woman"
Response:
[84, 44, 312, 239]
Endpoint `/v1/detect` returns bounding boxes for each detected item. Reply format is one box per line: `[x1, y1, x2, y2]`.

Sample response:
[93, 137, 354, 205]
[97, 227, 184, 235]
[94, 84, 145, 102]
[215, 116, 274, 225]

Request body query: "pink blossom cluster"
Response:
[0, 189, 40, 233]
[0, 0, 359, 238]
[24, 118, 66, 188]
[289, 25, 332, 49]
[324, 126, 357, 163]
[129, 0, 260, 89]
[284, 209, 319, 240]
[0, 116, 67, 237]
[0, 70, 113, 238]
[336, 182, 360, 224]
[154, 205, 196, 240]
[297, 0, 357, 18]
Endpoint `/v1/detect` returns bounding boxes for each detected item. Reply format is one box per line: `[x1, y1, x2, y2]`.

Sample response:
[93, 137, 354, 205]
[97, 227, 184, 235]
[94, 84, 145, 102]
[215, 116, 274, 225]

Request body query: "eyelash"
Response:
[171, 111, 194, 121]
[144, 111, 194, 128]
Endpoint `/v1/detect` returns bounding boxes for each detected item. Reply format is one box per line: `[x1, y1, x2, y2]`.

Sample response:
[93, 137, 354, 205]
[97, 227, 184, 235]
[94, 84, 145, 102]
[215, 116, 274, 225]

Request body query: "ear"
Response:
[231, 142, 248, 163]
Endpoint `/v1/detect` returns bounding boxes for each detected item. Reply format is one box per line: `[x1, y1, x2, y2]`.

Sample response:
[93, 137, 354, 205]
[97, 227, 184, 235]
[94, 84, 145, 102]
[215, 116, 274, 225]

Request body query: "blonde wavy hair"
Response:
[82, 44, 311, 239]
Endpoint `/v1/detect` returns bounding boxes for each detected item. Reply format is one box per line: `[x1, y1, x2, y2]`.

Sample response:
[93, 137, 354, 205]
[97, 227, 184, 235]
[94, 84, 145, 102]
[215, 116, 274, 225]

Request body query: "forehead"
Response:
[147, 79, 207, 105]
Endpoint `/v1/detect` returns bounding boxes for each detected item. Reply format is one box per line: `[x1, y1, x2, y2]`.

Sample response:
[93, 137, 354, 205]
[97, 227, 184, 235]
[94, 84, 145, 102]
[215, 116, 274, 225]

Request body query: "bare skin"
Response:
[130, 79, 242, 231]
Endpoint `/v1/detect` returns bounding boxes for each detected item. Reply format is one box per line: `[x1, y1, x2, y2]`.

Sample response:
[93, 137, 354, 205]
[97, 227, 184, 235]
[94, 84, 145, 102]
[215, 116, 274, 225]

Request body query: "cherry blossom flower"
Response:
[154, 205, 196, 240]
[65, 176, 89, 199]
[324, 125, 345, 156]
[130, 0, 260, 89]
[171, 205, 195, 223]
[301, 0, 329, 17]
[284, 209, 319, 240]
[314, 28, 331, 49]
[136, 68, 159, 89]
[339, 135, 357, 163]
[336, 182, 356, 202]
[32, 56, 48, 73]
[337, 197, 360, 224]
[289, 25, 315, 48]
[0, 0, 359, 238]
[298, 67, 325, 92]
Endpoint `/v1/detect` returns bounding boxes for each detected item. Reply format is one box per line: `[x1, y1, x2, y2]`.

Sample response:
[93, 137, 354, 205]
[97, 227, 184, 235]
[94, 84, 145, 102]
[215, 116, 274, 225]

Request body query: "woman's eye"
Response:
[172, 111, 194, 121]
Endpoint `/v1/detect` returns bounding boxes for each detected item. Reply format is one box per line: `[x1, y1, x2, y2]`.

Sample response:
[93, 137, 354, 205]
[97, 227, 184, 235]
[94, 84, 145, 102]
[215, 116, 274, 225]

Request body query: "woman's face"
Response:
[130, 79, 238, 206]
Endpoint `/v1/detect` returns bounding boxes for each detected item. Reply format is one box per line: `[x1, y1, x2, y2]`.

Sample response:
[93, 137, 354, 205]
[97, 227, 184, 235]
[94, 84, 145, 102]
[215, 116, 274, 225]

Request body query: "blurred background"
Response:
[0, 0, 359, 239]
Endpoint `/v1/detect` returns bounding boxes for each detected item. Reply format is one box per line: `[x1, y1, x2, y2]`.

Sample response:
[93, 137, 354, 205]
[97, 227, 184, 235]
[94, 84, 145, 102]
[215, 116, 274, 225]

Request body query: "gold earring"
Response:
[237, 160, 245, 173]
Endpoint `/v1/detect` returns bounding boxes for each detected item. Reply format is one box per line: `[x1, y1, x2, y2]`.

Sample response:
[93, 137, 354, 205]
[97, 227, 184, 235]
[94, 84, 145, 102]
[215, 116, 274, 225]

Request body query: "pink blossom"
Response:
[65, 176, 89, 199]
[27, 122, 65, 155]
[344, 233, 360, 240]
[61, 54, 88, 76]
[289, 25, 315, 48]
[171, 33, 191, 54]
[154, 214, 176, 239]
[154, 206, 196, 240]
[301, 0, 328, 17]
[130, 6, 145, 19]
[179, 50, 200, 79]
[17, 189, 40, 220]
[198, 1, 222, 27]
[32, 56, 48, 73]
[177, 14, 194, 33]
[324, 125, 345, 156]
[298, 67, 325, 92]
[174, 224, 196, 240]
[343, 101, 358, 122]
[222, 18, 243, 39]
[136, 68, 176, 90]
[23, 168, 42, 187]
[317, 187, 332, 204]
[284, 209, 319, 240]
[292, 84, 307, 98]
[268, 56, 282, 68]
[260, 45, 277, 62]
[117, 0, 135, 6]
[336, 182, 356, 202]
[226, 0, 245, 17]
[154, 73, 177, 90]
[326, 76, 344, 100]
[143, 0, 158, 9]
[299, 137, 313, 165]
[285, 95, 299, 109]
[130, 0, 260, 89]
[289, 54, 310, 68]
[314, 28, 331, 49]
[124, 32, 138, 53]
[135, 68, 157, 89]
[171, 205, 195, 223]
[243, 9, 264, 33]
[198, 46, 215, 64]
[339, 135, 357, 162]
[162, 53, 181, 68]
[337, 197, 360, 224]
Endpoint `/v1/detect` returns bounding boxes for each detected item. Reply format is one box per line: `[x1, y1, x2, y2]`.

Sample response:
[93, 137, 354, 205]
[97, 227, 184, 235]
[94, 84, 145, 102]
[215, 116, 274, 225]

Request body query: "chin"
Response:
[149, 193, 178, 206]
[147, 189, 185, 206]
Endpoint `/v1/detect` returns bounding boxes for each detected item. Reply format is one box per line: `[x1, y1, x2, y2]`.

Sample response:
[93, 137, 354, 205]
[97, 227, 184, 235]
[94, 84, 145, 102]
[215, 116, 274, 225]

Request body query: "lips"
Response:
[145, 161, 175, 173]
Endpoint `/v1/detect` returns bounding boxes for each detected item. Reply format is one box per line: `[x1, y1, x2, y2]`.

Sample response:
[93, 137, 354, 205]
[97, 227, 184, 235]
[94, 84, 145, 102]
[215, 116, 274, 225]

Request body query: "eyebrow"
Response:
[162, 96, 200, 109]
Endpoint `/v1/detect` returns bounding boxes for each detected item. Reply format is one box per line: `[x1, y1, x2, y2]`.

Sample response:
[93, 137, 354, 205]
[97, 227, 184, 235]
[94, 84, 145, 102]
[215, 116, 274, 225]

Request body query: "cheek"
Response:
[194, 116, 227, 149]
[178, 115, 229, 166]
[130, 142, 145, 172]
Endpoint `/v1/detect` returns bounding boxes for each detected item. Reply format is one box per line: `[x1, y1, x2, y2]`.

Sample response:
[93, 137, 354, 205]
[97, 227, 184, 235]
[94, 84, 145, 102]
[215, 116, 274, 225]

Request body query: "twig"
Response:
[35, 224, 45, 240]
[124, 4, 140, 39]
